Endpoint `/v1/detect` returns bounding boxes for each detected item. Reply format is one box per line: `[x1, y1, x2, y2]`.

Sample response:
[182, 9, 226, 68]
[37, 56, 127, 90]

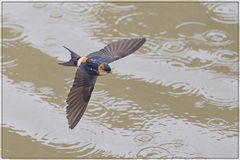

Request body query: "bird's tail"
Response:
[59, 46, 81, 66]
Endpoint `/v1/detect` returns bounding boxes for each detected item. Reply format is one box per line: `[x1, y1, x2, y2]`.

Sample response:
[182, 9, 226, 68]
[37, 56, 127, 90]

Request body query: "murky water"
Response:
[2, 2, 238, 158]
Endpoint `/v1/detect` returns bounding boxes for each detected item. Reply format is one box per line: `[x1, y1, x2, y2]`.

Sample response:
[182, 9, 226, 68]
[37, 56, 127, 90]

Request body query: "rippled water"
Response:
[2, 2, 238, 158]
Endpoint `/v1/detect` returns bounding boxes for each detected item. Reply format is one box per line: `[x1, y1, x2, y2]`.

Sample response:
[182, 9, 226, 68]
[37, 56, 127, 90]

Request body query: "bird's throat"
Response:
[98, 64, 107, 76]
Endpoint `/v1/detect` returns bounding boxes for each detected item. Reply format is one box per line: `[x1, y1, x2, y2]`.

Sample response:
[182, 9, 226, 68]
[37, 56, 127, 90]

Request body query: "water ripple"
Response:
[37, 87, 55, 98]
[2, 58, 18, 69]
[168, 82, 198, 97]
[202, 77, 238, 107]
[148, 38, 189, 58]
[214, 49, 238, 64]
[44, 38, 58, 47]
[113, 12, 158, 36]
[143, 39, 163, 54]
[136, 141, 201, 158]
[176, 21, 207, 38]
[137, 146, 171, 158]
[203, 3, 238, 24]
[3, 24, 26, 43]
[142, 38, 218, 71]
[201, 29, 231, 46]
[85, 105, 109, 120]
[207, 118, 228, 130]
[160, 40, 188, 54]
[85, 90, 138, 124]
[45, 141, 101, 157]
[47, 8, 64, 23]
[32, 3, 48, 9]
[159, 142, 202, 158]
[167, 57, 214, 70]
[62, 3, 100, 23]
[134, 133, 154, 143]
[115, 12, 158, 25]
[104, 3, 136, 13]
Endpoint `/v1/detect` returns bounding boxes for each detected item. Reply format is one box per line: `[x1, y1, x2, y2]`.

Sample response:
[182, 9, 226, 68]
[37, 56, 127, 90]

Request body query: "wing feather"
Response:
[66, 65, 97, 129]
[87, 38, 146, 63]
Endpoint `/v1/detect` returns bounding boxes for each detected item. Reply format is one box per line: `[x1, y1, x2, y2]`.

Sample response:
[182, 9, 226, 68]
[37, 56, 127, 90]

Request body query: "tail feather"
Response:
[59, 46, 81, 66]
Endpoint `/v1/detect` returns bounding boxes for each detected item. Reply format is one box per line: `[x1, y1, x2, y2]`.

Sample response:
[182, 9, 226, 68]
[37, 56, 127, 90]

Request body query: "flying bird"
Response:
[60, 38, 146, 129]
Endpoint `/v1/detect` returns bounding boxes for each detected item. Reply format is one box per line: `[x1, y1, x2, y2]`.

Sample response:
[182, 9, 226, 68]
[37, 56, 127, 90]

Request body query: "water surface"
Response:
[2, 2, 239, 158]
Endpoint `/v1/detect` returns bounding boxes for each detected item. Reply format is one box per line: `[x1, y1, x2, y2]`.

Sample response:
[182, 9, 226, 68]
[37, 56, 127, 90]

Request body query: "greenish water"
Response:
[2, 2, 239, 158]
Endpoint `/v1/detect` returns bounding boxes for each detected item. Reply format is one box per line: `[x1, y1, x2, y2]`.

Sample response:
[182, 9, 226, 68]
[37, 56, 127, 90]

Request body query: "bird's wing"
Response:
[66, 65, 97, 129]
[87, 38, 146, 63]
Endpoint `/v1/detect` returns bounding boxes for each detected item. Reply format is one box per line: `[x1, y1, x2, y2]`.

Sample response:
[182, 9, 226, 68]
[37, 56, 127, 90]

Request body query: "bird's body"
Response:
[60, 38, 146, 129]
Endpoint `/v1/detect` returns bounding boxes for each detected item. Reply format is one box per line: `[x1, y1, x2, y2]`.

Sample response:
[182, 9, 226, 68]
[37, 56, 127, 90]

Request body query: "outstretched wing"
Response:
[87, 38, 146, 63]
[66, 65, 97, 129]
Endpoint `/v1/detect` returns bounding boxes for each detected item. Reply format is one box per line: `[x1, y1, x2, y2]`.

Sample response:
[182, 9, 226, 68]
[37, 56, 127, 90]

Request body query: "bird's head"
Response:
[98, 63, 111, 75]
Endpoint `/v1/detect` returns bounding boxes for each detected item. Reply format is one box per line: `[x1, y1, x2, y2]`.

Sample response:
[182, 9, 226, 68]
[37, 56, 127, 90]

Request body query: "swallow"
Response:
[60, 38, 146, 129]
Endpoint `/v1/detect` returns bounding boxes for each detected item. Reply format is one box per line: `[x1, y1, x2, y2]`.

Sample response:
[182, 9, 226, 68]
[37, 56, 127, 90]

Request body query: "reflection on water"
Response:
[2, 2, 238, 158]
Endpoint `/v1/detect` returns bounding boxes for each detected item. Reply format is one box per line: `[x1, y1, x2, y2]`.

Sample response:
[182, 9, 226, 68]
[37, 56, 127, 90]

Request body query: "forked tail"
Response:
[59, 46, 81, 66]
